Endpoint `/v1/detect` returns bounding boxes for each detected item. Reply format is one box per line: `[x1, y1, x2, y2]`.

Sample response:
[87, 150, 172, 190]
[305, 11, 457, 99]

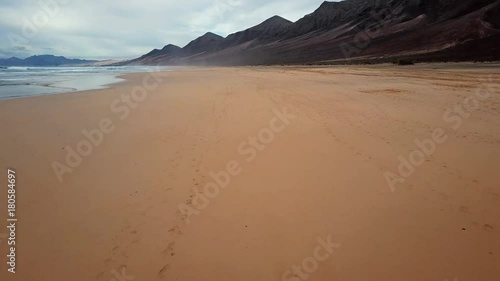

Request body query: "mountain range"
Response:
[125, 0, 500, 66]
[0, 55, 96, 66]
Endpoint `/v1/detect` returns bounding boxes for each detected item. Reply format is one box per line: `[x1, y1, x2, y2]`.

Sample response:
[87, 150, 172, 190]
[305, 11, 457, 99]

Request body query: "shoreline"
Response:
[0, 66, 499, 281]
[2, 62, 500, 102]
[0, 74, 125, 102]
[0, 65, 178, 101]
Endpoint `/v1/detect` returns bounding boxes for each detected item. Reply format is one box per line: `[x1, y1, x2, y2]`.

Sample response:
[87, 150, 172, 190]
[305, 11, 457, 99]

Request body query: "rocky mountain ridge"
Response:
[126, 0, 500, 66]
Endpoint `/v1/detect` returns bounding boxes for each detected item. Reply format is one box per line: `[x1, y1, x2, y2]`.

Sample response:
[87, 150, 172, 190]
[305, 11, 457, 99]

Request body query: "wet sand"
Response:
[0, 65, 499, 281]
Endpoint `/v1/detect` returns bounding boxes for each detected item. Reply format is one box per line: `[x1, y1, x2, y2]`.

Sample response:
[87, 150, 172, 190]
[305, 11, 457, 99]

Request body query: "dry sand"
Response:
[0, 65, 499, 281]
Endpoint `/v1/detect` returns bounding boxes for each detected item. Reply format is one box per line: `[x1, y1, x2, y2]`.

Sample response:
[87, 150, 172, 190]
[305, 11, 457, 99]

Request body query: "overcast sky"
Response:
[0, 0, 330, 60]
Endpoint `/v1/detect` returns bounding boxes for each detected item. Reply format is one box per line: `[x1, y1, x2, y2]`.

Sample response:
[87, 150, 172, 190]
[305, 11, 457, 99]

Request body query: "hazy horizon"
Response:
[0, 0, 331, 60]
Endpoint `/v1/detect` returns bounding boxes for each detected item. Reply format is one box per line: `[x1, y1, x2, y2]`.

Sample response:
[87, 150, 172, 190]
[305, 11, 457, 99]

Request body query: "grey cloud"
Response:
[0, 0, 328, 59]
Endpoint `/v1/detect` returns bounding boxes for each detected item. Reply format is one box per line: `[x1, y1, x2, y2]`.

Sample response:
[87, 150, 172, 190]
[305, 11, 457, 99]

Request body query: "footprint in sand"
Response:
[111, 246, 120, 253]
[162, 242, 176, 256]
[484, 224, 494, 232]
[158, 264, 170, 277]
[459, 206, 469, 214]
[168, 226, 182, 235]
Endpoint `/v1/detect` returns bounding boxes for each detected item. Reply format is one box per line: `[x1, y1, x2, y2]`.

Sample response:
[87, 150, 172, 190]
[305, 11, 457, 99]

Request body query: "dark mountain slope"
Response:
[125, 44, 181, 65]
[128, 0, 500, 66]
[182, 32, 225, 57]
[221, 15, 292, 49]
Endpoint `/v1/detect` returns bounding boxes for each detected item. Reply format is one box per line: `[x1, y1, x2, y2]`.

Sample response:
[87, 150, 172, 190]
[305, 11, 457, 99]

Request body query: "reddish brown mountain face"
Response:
[129, 0, 500, 66]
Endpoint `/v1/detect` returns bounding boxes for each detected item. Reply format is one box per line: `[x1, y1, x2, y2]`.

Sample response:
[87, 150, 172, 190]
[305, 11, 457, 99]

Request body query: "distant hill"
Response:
[126, 0, 500, 66]
[120, 44, 182, 66]
[182, 32, 225, 58]
[0, 55, 97, 66]
[221, 15, 292, 49]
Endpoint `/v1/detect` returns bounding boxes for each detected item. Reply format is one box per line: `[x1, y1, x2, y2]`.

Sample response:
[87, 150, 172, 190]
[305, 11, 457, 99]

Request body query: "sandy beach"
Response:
[0, 65, 499, 281]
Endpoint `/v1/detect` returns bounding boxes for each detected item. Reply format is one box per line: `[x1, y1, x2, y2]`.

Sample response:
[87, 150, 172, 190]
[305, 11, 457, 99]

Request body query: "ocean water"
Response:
[0, 66, 172, 100]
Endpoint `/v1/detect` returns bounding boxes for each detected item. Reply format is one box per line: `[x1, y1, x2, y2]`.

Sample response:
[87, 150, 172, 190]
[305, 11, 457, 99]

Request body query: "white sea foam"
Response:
[0, 65, 174, 100]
